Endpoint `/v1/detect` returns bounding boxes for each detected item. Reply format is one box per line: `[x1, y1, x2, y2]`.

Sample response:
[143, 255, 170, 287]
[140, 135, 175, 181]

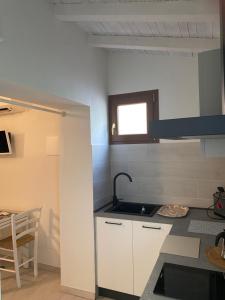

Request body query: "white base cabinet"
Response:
[133, 221, 172, 296]
[96, 217, 172, 297]
[96, 217, 133, 294]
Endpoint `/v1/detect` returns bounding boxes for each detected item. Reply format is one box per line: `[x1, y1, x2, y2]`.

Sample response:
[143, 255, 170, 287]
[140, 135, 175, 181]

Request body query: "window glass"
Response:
[117, 103, 147, 135]
[108, 90, 159, 144]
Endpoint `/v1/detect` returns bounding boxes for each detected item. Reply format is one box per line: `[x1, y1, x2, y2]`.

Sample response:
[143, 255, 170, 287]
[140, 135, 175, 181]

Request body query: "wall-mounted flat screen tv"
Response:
[0, 131, 12, 155]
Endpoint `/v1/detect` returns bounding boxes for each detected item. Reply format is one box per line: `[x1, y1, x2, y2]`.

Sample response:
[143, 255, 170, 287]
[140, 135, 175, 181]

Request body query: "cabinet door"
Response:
[96, 217, 133, 294]
[133, 221, 172, 296]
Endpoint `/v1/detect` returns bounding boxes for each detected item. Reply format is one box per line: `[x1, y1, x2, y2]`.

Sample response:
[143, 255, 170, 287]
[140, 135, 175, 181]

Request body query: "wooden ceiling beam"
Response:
[88, 35, 220, 53]
[55, 0, 219, 23]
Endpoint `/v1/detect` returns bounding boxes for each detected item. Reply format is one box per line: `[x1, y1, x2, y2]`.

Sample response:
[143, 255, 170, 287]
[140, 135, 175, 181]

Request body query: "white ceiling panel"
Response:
[51, 0, 220, 54]
[77, 21, 219, 38]
[178, 22, 189, 37]
[109, 48, 195, 57]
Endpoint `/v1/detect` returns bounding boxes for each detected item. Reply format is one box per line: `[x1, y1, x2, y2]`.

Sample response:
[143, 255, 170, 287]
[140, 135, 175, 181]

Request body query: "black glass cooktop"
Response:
[153, 263, 225, 300]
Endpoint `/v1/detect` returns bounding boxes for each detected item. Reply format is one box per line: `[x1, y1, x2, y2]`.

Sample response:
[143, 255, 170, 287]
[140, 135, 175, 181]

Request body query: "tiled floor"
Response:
[1, 269, 100, 300]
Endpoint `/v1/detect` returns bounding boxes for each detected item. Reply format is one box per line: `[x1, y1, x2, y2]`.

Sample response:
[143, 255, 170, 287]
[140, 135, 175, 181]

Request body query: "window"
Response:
[109, 90, 159, 144]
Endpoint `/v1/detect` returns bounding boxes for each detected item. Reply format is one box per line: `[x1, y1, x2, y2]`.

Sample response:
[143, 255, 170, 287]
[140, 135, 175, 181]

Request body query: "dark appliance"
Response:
[214, 187, 225, 219]
[0, 131, 12, 155]
[153, 263, 225, 300]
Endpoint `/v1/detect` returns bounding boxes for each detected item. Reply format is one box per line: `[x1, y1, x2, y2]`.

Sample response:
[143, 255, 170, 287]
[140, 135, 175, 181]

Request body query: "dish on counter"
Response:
[157, 204, 189, 218]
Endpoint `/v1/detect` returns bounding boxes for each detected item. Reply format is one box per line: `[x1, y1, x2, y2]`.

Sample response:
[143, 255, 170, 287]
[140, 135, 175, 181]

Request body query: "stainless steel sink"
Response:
[105, 202, 160, 217]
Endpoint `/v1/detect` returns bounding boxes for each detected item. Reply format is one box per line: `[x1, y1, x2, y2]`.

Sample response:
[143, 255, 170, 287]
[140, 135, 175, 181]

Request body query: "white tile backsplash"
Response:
[110, 142, 225, 208]
[92, 144, 111, 210]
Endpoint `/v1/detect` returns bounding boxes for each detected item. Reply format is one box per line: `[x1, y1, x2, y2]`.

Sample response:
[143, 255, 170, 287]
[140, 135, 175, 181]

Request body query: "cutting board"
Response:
[206, 246, 225, 270]
[160, 235, 200, 258]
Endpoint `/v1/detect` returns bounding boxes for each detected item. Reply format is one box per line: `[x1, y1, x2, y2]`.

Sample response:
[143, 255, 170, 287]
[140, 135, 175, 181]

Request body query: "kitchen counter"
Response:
[95, 207, 225, 300]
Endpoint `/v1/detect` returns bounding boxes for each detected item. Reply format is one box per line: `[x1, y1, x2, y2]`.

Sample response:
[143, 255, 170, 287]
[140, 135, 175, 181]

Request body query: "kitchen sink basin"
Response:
[106, 202, 160, 217]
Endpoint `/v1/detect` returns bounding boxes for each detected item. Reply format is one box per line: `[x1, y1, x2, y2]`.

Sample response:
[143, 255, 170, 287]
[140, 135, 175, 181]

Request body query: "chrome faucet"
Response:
[113, 172, 133, 207]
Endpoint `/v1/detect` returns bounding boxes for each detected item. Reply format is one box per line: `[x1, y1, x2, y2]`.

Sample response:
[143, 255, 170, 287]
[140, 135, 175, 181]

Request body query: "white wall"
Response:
[108, 51, 199, 119]
[0, 0, 110, 293]
[60, 110, 95, 294]
[0, 0, 111, 209]
[0, 0, 107, 144]
[108, 51, 225, 208]
[0, 109, 61, 267]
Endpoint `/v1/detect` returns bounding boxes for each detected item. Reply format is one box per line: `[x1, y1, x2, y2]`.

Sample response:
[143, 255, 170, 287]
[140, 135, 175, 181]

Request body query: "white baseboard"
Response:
[61, 286, 95, 300]
[39, 265, 95, 300]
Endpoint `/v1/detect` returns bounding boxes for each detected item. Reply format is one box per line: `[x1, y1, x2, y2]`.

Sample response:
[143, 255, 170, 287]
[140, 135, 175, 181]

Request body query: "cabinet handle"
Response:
[142, 225, 161, 230]
[105, 221, 122, 226]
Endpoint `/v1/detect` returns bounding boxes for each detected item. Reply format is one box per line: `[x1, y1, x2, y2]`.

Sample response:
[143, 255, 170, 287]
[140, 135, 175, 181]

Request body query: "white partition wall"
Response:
[60, 107, 96, 298]
[0, 80, 97, 297]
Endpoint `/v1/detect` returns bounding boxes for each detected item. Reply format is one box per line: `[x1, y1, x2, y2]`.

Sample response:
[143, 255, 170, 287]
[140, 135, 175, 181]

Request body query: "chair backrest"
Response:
[11, 208, 42, 242]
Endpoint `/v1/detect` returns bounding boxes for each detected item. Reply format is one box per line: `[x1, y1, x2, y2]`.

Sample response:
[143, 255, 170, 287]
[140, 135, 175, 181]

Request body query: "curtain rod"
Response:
[0, 96, 66, 116]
